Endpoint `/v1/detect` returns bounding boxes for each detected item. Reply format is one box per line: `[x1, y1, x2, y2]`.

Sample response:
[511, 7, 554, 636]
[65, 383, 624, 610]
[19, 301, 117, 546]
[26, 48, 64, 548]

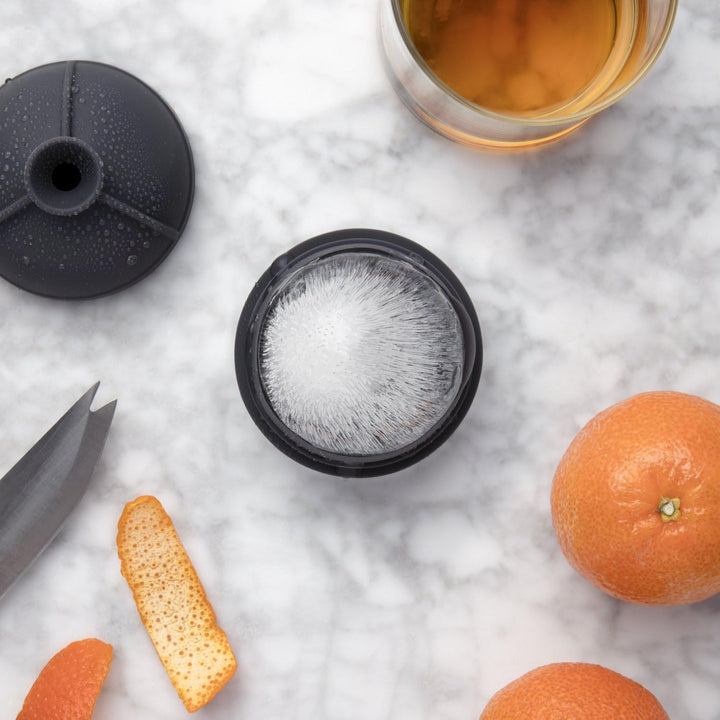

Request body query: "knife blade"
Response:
[0, 383, 116, 600]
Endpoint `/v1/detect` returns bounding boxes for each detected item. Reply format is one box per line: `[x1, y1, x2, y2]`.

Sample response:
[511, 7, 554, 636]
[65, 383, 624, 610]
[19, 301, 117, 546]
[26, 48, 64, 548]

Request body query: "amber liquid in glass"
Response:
[402, 0, 634, 116]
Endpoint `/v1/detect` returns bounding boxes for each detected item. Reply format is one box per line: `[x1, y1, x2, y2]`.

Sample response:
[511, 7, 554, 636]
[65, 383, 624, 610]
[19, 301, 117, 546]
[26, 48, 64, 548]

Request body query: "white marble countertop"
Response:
[1, 1, 719, 718]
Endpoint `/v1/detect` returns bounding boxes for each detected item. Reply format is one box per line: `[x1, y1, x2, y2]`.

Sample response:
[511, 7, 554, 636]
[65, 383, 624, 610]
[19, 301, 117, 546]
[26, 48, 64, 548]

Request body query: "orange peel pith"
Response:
[117, 495, 237, 712]
[16, 637, 113, 720]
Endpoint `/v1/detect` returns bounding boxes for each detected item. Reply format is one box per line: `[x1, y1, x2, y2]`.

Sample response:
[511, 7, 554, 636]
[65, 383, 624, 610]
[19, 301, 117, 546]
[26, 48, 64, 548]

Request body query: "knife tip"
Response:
[93, 398, 118, 419]
[74, 383, 117, 421]
[83, 381, 101, 403]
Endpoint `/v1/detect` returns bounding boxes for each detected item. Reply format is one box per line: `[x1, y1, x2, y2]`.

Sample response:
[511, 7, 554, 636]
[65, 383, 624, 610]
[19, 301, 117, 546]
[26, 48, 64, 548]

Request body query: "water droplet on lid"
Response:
[127, 255, 138, 266]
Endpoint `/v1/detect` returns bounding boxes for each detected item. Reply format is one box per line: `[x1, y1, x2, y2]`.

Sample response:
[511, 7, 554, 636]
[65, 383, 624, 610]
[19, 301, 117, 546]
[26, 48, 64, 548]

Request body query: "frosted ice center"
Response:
[258, 252, 465, 456]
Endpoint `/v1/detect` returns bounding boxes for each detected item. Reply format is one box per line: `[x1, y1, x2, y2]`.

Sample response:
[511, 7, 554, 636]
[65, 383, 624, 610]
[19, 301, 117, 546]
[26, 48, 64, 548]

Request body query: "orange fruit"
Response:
[16, 638, 113, 720]
[479, 662, 669, 719]
[552, 390, 720, 605]
[117, 495, 237, 712]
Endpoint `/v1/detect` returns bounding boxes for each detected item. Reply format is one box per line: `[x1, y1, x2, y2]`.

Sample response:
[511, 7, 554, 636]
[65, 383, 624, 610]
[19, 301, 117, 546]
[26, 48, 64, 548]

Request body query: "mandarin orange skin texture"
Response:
[479, 663, 669, 719]
[16, 638, 113, 720]
[552, 391, 720, 605]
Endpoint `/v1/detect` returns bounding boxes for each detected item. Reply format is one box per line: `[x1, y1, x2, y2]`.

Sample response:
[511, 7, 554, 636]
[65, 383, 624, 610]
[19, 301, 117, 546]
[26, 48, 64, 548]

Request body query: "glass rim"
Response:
[389, 0, 679, 127]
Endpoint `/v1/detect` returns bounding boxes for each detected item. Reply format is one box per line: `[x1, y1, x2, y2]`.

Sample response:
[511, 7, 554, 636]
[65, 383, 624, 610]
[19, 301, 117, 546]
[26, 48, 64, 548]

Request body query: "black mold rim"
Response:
[234, 228, 483, 478]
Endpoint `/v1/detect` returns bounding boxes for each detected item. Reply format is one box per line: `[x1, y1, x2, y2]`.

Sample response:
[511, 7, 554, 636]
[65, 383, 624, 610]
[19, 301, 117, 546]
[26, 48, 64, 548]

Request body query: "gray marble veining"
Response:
[1, 1, 719, 718]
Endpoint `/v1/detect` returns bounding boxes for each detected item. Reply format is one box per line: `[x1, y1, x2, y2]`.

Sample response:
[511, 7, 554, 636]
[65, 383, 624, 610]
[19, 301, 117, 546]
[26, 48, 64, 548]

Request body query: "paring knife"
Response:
[0, 383, 116, 600]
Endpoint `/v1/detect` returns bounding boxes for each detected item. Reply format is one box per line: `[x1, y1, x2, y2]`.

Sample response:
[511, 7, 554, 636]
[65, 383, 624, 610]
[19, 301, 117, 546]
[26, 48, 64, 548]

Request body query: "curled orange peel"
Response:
[16, 638, 113, 720]
[117, 495, 237, 712]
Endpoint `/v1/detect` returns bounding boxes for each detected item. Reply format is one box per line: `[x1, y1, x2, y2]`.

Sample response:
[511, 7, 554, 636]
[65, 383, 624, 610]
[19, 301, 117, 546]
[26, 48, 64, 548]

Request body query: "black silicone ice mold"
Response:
[235, 229, 483, 477]
[0, 60, 194, 299]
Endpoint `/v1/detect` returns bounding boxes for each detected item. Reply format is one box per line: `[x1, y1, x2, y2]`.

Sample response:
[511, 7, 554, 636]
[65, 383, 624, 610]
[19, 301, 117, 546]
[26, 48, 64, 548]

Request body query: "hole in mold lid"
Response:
[0, 60, 194, 299]
[52, 163, 82, 192]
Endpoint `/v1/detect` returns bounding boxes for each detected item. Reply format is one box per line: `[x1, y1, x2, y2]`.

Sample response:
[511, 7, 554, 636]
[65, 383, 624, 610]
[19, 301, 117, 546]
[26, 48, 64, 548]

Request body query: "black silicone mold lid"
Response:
[0, 60, 194, 299]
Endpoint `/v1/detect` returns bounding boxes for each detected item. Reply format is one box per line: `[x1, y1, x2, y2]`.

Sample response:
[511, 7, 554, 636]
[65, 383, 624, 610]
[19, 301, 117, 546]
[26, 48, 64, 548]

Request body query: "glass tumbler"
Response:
[379, 0, 677, 151]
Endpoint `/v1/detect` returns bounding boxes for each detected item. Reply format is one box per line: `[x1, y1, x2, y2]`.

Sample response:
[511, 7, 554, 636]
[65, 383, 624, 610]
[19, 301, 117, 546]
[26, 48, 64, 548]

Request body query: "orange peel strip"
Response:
[16, 638, 113, 720]
[117, 495, 237, 712]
